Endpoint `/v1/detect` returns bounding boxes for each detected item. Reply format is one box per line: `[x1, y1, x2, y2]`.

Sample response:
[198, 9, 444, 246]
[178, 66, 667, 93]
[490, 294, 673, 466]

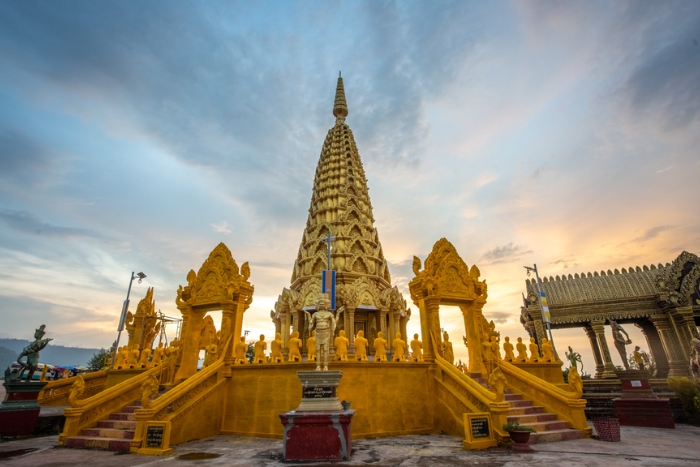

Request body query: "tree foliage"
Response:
[87, 348, 111, 371]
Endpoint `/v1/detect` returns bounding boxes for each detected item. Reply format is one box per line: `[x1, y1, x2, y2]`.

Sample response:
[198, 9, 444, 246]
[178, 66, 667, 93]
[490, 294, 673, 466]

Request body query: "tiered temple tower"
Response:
[273, 75, 409, 356]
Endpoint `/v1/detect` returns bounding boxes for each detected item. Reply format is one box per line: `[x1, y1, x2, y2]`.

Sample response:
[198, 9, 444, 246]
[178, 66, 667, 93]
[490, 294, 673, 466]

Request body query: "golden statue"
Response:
[308, 297, 336, 371]
[516, 337, 527, 362]
[152, 342, 165, 367]
[271, 332, 284, 363]
[482, 338, 494, 375]
[129, 345, 140, 369]
[442, 331, 454, 364]
[490, 336, 501, 360]
[253, 334, 267, 364]
[503, 337, 515, 362]
[528, 337, 540, 362]
[334, 330, 349, 361]
[203, 341, 218, 367]
[234, 336, 249, 364]
[633, 346, 644, 370]
[392, 332, 407, 362]
[410, 334, 423, 362]
[541, 337, 554, 362]
[163, 339, 180, 384]
[115, 346, 129, 369]
[288, 331, 302, 362]
[373, 332, 388, 362]
[307, 330, 317, 362]
[354, 330, 368, 362]
[138, 348, 152, 369]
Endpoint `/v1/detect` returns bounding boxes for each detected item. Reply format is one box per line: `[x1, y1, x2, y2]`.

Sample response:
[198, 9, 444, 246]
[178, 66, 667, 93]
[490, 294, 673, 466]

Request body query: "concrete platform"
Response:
[1, 422, 699, 466]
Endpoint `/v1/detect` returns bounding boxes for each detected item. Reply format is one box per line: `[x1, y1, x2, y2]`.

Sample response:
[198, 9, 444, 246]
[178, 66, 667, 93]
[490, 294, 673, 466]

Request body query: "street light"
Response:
[523, 264, 558, 360]
[110, 271, 146, 368]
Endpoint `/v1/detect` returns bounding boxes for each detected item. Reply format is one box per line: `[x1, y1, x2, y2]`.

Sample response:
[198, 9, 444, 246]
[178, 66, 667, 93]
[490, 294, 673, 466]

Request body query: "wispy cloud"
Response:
[481, 243, 533, 265]
[0, 209, 104, 239]
[210, 221, 231, 234]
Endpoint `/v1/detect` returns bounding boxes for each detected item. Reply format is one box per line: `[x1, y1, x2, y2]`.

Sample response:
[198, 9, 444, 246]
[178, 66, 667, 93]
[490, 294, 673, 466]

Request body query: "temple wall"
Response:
[221, 362, 436, 439]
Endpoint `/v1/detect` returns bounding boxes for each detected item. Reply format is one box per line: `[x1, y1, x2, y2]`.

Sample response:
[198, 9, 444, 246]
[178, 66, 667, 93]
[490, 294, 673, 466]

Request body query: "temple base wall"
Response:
[222, 362, 435, 439]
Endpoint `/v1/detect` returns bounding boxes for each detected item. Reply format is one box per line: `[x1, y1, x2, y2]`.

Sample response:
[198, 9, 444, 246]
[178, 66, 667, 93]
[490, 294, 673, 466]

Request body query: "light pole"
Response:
[523, 264, 558, 360]
[110, 271, 146, 368]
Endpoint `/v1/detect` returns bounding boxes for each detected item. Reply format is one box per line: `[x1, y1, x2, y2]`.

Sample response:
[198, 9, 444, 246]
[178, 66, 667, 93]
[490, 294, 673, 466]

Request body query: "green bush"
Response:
[667, 377, 700, 425]
[503, 421, 536, 433]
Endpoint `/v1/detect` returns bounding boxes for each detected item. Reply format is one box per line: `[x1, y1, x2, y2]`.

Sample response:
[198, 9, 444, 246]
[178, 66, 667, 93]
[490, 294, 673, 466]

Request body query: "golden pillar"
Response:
[460, 303, 484, 374]
[590, 320, 617, 378]
[650, 313, 687, 377]
[583, 324, 604, 378]
[420, 297, 442, 363]
[174, 306, 205, 382]
[348, 308, 356, 353]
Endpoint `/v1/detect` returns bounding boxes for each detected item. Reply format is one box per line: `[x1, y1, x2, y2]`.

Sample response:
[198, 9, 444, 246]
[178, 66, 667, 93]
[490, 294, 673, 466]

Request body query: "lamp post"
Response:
[523, 264, 558, 360]
[110, 271, 146, 369]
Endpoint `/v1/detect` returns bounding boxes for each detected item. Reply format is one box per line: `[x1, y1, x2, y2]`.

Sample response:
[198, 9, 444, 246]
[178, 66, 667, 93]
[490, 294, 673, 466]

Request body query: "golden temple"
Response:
[36, 76, 596, 455]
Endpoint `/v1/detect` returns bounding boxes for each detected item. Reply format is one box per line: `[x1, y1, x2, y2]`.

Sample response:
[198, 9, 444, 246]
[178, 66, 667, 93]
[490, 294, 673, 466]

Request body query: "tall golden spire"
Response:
[333, 72, 348, 122]
[274, 75, 410, 354]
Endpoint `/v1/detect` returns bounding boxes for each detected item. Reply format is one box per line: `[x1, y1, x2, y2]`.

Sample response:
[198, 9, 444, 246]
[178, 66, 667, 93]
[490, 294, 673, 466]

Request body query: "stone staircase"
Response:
[64, 401, 140, 451]
[468, 373, 583, 444]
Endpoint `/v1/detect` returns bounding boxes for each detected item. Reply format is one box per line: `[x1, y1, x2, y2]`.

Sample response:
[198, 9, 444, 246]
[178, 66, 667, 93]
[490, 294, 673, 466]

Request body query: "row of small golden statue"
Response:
[443, 331, 559, 374]
[110, 339, 180, 371]
[233, 331, 427, 364]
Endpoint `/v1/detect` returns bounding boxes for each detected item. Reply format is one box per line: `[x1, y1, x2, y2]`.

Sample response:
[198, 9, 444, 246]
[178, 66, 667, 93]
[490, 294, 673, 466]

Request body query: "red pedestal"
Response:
[613, 398, 675, 429]
[0, 381, 47, 437]
[279, 411, 354, 461]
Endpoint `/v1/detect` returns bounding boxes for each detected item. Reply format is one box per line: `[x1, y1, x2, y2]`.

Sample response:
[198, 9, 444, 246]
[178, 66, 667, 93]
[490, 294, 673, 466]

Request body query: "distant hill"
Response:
[0, 339, 101, 367]
[0, 346, 16, 374]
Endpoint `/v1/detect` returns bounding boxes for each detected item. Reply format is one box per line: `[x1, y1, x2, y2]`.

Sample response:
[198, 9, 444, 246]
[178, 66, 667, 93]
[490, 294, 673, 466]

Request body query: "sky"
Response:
[1, 1, 699, 373]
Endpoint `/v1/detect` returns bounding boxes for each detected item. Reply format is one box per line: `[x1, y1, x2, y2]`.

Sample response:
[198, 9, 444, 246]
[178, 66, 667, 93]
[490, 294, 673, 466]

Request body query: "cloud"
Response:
[631, 225, 674, 244]
[210, 221, 231, 234]
[481, 243, 533, 264]
[484, 311, 511, 325]
[0, 209, 104, 239]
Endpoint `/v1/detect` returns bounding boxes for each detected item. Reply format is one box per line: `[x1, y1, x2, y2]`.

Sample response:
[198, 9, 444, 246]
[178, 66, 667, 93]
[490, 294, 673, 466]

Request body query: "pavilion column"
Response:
[174, 307, 206, 383]
[650, 313, 688, 377]
[583, 324, 604, 378]
[636, 319, 669, 378]
[590, 320, 617, 378]
[673, 306, 699, 351]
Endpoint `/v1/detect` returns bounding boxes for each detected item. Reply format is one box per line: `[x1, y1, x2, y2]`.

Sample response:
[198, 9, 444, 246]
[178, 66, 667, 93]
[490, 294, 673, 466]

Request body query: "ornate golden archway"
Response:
[409, 238, 492, 373]
[174, 243, 254, 382]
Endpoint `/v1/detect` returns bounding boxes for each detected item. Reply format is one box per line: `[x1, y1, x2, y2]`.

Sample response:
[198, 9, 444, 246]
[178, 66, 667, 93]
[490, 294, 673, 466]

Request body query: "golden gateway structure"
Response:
[43, 77, 603, 454]
[520, 252, 700, 378]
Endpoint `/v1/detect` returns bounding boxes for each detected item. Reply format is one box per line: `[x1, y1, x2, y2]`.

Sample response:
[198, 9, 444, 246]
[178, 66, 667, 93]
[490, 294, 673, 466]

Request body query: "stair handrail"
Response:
[66, 365, 164, 410]
[497, 360, 583, 400]
[139, 336, 232, 418]
[39, 369, 108, 406]
[430, 332, 502, 407]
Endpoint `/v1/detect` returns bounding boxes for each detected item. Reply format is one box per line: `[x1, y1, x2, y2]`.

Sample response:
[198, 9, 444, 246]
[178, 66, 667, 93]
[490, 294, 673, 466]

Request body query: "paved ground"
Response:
[1, 423, 699, 466]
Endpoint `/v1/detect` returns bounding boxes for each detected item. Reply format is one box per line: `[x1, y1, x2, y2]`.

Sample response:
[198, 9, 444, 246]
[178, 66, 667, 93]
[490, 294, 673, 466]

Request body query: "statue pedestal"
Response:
[613, 370, 674, 429]
[0, 380, 48, 436]
[279, 370, 354, 461]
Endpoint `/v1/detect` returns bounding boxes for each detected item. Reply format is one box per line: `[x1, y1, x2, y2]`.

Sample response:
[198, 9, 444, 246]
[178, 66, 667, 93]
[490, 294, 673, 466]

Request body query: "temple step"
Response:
[96, 420, 137, 430]
[80, 427, 135, 439]
[64, 436, 131, 451]
[109, 412, 137, 421]
[506, 413, 558, 423]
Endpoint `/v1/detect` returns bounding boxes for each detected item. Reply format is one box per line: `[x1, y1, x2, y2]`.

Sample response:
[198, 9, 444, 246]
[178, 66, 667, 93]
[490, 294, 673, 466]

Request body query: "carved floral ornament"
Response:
[410, 238, 486, 303]
[176, 243, 253, 308]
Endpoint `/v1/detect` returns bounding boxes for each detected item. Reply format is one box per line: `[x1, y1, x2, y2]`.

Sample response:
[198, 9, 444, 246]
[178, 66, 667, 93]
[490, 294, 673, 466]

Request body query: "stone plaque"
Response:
[146, 425, 164, 448]
[303, 386, 334, 398]
[630, 380, 642, 387]
[463, 412, 497, 450]
[470, 417, 490, 439]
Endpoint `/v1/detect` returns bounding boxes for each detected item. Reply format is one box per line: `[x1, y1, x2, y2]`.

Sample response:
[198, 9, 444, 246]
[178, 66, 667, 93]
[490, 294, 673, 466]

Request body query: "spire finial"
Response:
[333, 73, 348, 122]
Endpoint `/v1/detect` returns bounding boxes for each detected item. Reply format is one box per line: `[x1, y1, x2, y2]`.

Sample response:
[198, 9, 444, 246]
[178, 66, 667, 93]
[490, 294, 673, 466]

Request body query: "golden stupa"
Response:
[273, 74, 410, 356]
